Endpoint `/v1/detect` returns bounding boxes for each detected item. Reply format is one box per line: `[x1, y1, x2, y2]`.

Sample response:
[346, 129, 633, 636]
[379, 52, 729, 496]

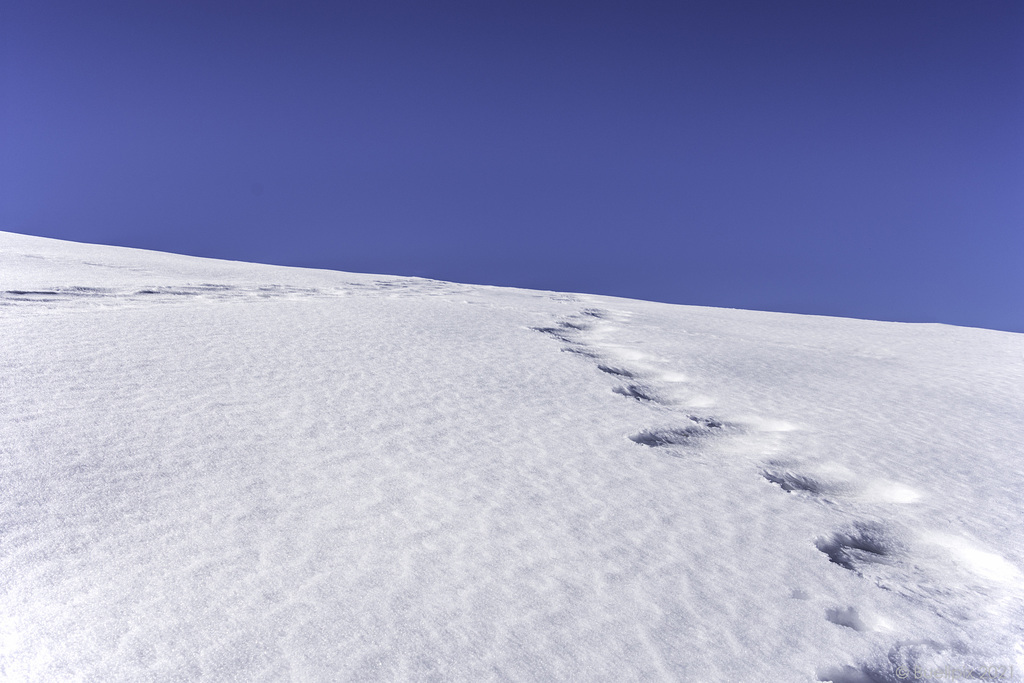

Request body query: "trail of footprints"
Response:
[0, 284, 323, 307]
[534, 306, 1010, 683]
[0, 278, 470, 310]
[533, 308, 733, 454]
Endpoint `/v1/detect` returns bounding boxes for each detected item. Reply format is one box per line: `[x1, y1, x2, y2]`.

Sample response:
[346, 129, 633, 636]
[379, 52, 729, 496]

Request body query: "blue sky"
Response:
[3, 1, 1022, 332]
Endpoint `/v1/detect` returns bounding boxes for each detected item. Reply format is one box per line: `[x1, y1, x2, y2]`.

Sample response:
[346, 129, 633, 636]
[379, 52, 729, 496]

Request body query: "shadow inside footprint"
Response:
[825, 606, 870, 632]
[561, 346, 599, 358]
[598, 365, 637, 379]
[762, 468, 830, 495]
[816, 522, 902, 573]
[629, 416, 725, 447]
[613, 384, 662, 402]
[532, 326, 577, 343]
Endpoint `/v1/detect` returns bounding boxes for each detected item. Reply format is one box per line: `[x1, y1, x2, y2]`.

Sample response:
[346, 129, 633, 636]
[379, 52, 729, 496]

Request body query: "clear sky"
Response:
[3, 1, 1022, 332]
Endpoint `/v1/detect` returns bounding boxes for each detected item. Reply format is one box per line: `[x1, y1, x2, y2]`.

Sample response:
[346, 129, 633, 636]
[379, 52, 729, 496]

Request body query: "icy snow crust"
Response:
[1, 231, 1022, 682]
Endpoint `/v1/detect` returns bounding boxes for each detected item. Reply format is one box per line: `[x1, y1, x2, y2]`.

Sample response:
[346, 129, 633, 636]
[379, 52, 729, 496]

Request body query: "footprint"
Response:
[827, 606, 884, 634]
[761, 468, 838, 496]
[629, 416, 726, 447]
[612, 384, 666, 404]
[531, 325, 580, 344]
[760, 462, 853, 497]
[761, 461, 920, 505]
[597, 365, 638, 379]
[815, 522, 904, 574]
[582, 307, 631, 322]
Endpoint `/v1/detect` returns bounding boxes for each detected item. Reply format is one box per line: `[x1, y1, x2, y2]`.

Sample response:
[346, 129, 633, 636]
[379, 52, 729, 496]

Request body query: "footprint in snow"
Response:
[760, 460, 922, 505]
[817, 639, 955, 683]
[628, 416, 728, 447]
[824, 606, 888, 633]
[532, 319, 594, 347]
[612, 383, 673, 404]
[760, 461, 856, 498]
[597, 364, 639, 379]
[815, 521, 906, 576]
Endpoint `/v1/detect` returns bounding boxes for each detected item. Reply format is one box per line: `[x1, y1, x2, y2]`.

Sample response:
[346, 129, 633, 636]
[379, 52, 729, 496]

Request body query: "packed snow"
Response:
[1, 230, 1022, 682]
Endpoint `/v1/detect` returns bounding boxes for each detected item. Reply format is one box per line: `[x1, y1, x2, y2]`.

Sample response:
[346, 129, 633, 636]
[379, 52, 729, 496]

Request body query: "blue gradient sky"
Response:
[3, 2, 1022, 332]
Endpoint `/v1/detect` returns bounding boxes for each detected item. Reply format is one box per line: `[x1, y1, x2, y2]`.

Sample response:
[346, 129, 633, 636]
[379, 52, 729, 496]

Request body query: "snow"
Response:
[1, 230, 1022, 682]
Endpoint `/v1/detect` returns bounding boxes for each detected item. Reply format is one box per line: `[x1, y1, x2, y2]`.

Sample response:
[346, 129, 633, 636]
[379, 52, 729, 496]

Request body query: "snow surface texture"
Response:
[1, 230, 1023, 682]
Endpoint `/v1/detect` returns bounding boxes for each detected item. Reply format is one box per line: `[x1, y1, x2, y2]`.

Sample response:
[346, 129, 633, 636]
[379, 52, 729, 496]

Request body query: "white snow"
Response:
[1, 230, 1022, 682]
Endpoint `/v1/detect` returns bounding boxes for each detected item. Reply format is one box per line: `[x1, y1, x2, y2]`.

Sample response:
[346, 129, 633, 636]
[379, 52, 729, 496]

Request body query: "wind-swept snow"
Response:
[1, 231, 1022, 681]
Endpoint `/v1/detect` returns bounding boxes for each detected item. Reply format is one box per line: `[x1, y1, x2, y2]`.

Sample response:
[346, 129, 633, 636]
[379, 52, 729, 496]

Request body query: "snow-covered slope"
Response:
[2, 230, 1022, 682]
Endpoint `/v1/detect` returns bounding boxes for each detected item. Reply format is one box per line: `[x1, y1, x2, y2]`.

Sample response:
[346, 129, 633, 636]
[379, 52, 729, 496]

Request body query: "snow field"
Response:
[1, 231, 1023, 681]
[529, 299, 1024, 680]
